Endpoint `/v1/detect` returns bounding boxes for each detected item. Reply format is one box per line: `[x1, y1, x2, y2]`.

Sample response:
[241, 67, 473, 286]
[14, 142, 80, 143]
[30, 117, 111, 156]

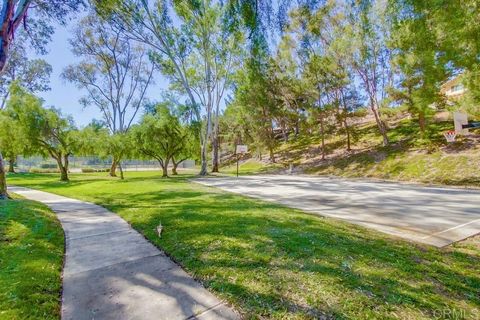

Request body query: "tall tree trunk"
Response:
[268, 146, 275, 163]
[211, 134, 219, 173]
[419, 112, 426, 134]
[199, 98, 212, 177]
[200, 142, 208, 176]
[64, 154, 69, 173]
[371, 100, 389, 146]
[344, 118, 351, 151]
[199, 109, 211, 176]
[319, 114, 326, 160]
[109, 158, 118, 177]
[0, 92, 9, 110]
[8, 156, 15, 173]
[0, 151, 8, 199]
[211, 100, 220, 173]
[282, 127, 289, 142]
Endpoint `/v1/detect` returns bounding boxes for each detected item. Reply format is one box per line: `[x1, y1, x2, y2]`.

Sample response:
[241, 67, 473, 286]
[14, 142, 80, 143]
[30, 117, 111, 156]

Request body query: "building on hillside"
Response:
[440, 75, 466, 101]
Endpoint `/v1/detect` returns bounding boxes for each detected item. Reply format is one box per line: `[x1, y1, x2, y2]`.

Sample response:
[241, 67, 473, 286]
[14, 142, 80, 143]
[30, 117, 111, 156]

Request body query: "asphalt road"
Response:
[194, 175, 480, 247]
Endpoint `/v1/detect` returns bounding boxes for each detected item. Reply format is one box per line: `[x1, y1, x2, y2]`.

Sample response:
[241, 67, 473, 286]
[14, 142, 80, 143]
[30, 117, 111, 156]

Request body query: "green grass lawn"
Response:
[220, 159, 284, 176]
[0, 194, 64, 320]
[8, 172, 480, 319]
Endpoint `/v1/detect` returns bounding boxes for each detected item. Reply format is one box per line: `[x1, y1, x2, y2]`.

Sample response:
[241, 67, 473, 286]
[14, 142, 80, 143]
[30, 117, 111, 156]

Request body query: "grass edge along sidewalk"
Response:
[0, 194, 64, 320]
[7, 172, 480, 319]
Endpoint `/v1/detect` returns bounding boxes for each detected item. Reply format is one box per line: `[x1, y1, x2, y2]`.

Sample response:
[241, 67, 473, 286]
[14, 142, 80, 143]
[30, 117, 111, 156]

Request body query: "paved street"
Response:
[194, 175, 480, 247]
[10, 186, 238, 320]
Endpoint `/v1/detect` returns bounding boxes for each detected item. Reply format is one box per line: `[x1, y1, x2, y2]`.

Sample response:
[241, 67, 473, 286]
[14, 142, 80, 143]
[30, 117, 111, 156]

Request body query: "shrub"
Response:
[39, 163, 57, 169]
[30, 168, 60, 173]
[81, 168, 110, 173]
[380, 105, 408, 120]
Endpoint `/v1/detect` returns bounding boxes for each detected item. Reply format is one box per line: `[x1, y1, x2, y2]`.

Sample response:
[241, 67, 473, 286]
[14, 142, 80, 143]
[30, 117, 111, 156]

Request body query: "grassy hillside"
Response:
[226, 117, 480, 187]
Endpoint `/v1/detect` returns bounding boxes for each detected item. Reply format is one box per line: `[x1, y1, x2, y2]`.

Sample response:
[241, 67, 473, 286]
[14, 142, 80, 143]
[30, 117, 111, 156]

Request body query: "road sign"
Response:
[235, 145, 247, 178]
[236, 145, 248, 154]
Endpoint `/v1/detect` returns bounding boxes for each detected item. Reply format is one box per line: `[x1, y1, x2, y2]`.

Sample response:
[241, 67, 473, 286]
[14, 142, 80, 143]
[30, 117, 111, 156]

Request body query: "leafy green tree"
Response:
[288, 2, 361, 157]
[132, 104, 188, 177]
[74, 123, 108, 157]
[231, 61, 279, 162]
[104, 133, 134, 180]
[388, 0, 480, 133]
[389, 0, 448, 134]
[0, 109, 27, 172]
[0, 0, 84, 198]
[75, 123, 134, 180]
[266, 35, 309, 142]
[8, 85, 77, 181]
[172, 123, 200, 175]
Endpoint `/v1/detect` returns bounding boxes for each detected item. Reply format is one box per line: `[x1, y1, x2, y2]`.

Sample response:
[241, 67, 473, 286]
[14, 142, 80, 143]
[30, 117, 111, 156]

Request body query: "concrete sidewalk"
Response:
[10, 186, 238, 320]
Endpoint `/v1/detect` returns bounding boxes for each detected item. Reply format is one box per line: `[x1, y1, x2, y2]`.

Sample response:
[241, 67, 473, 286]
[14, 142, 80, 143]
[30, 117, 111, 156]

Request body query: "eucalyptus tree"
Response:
[0, 0, 84, 72]
[0, 35, 52, 109]
[97, 0, 242, 175]
[174, 0, 243, 173]
[62, 13, 155, 177]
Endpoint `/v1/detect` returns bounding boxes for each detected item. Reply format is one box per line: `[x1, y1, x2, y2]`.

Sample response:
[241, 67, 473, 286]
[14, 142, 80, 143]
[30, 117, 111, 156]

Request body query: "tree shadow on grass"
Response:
[0, 199, 64, 320]
[8, 175, 480, 318]
[96, 187, 480, 318]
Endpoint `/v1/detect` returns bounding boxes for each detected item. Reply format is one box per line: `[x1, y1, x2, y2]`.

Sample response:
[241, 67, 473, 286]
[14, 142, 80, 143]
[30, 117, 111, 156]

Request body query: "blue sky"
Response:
[30, 19, 169, 127]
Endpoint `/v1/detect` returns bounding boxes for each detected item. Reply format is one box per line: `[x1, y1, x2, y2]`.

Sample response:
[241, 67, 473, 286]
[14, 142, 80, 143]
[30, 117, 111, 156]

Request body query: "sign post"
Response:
[454, 112, 469, 134]
[235, 145, 248, 177]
